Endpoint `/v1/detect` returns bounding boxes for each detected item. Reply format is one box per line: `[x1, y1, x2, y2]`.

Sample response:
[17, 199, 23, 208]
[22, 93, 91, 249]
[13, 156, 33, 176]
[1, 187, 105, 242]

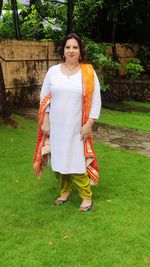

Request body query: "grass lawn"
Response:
[0, 115, 150, 267]
[123, 101, 150, 110]
[99, 108, 150, 132]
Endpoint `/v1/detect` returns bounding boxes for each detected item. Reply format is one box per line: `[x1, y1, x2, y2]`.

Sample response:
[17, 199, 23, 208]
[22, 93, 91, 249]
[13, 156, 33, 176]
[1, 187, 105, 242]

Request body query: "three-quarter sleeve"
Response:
[89, 71, 101, 119]
[40, 68, 51, 111]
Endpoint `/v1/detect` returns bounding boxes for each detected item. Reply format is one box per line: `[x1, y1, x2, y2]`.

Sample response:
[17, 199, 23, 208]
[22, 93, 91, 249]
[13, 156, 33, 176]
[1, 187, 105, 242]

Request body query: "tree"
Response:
[67, 0, 74, 33]
[11, 0, 21, 39]
[0, 0, 3, 15]
[0, 62, 7, 118]
[1, 0, 149, 44]
[0, 1, 7, 118]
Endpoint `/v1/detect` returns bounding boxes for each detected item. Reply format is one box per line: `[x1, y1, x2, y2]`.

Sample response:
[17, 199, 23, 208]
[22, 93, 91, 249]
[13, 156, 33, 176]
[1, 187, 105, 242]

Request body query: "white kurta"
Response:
[40, 64, 101, 174]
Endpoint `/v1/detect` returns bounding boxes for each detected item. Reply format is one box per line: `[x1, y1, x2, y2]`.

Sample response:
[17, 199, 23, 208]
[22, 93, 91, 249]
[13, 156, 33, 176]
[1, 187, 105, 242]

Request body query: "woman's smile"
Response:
[64, 38, 80, 63]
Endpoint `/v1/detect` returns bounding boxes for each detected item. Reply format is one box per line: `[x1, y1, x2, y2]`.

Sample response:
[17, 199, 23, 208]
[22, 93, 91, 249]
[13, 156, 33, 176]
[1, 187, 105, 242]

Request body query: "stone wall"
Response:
[0, 40, 60, 107]
[107, 43, 140, 76]
[0, 40, 149, 106]
[102, 79, 150, 102]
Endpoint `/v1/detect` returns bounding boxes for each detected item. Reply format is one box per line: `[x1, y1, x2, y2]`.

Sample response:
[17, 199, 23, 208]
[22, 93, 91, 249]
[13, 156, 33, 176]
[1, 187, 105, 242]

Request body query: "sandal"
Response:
[80, 201, 93, 212]
[55, 192, 71, 206]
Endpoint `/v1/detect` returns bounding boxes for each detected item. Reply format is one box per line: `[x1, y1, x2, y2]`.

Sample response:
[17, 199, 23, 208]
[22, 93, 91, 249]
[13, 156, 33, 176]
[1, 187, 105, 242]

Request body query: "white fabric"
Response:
[40, 64, 101, 174]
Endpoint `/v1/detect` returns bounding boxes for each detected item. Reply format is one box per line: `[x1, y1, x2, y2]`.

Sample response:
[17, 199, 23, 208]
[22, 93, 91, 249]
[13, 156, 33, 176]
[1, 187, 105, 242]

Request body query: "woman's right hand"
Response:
[41, 112, 50, 137]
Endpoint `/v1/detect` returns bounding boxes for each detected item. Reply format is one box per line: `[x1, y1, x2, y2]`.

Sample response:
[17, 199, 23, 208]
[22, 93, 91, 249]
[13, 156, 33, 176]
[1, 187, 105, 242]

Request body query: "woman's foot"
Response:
[90, 179, 97, 186]
[55, 191, 71, 205]
[80, 199, 93, 212]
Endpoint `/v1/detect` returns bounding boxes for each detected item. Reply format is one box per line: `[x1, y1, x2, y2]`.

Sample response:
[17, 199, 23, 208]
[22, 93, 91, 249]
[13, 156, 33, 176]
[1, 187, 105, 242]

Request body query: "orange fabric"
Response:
[33, 94, 51, 176]
[33, 64, 99, 184]
[80, 64, 99, 184]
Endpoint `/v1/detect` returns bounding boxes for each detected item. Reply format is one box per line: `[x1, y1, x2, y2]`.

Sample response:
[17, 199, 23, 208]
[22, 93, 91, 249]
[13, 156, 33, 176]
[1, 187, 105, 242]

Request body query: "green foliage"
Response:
[34, 0, 67, 44]
[107, 0, 134, 22]
[20, 5, 44, 40]
[84, 38, 121, 90]
[84, 37, 110, 67]
[0, 10, 15, 39]
[123, 58, 144, 79]
[98, 75, 110, 92]
[0, 0, 149, 46]
[43, 24, 65, 46]
[73, 0, 105, 36]
[102, 59, 121, 79]
[84, 38, 112, 91]
[107, 0, 150, 44]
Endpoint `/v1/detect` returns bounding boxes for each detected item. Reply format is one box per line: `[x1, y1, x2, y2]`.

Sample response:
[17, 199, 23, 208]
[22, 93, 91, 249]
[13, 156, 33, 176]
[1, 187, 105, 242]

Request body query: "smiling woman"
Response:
[61, 38, 80, 76]
[33, 33, 101, 212]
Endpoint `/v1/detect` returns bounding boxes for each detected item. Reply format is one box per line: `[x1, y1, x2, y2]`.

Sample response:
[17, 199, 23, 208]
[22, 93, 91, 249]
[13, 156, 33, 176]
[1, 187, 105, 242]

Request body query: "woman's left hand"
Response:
[81, 119, 94, 142]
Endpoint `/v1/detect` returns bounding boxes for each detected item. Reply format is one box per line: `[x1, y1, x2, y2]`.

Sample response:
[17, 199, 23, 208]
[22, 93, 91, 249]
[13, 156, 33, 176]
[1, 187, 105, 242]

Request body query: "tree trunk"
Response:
[0, 62, 18, 127]
[67, 0, 74, 33]
[112, 23, 118, 61]
[11, 0, 21, 40]
[0, 62, 7, 117]
[0, 0, 3, 15]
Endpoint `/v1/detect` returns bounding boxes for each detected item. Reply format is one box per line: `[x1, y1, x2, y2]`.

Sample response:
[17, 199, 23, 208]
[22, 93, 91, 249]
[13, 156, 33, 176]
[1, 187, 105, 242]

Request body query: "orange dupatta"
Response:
[33, 95, 51, 177]
[80, 64, 99, 185]
[33, 64, 99, 184]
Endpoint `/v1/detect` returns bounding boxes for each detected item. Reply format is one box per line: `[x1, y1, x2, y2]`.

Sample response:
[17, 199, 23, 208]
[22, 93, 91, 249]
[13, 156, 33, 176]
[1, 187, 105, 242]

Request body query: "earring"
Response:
[63, 55, 66, 61]
[78, 56, 81, 62]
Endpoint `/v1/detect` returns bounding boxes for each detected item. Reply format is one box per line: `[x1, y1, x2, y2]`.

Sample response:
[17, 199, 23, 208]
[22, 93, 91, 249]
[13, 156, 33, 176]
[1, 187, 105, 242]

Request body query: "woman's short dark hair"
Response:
[58, 33, 86, 63]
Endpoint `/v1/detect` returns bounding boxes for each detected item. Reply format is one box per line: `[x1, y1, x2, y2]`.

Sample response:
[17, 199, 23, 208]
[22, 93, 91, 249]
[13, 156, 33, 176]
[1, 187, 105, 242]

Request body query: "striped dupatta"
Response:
[80, 64, 99, 185]
[33, 95, 51, 177]
[33, 64, 99, 184]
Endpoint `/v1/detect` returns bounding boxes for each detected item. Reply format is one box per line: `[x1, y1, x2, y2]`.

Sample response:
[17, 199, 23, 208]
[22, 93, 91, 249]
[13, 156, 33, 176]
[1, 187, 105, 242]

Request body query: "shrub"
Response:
[124, 58, 144, 79]
[0, 10, 15, 39]
[102, 59, 121, 79]
[84, 38, 120, 91]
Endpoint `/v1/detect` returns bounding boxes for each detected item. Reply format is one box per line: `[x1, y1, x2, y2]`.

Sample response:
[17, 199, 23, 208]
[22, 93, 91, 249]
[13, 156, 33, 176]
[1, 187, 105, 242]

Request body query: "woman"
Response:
[34, 33, 101, 211]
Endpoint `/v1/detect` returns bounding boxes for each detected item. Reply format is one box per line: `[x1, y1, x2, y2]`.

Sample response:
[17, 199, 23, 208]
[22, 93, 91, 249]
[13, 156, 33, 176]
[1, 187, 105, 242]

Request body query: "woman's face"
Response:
[64, 38, 80, 64]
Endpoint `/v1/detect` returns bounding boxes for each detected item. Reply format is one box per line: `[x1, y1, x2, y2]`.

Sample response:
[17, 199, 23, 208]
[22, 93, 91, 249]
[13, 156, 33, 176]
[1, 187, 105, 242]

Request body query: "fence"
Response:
[0, 39, 60, 106]
[1, 40, 149, 106]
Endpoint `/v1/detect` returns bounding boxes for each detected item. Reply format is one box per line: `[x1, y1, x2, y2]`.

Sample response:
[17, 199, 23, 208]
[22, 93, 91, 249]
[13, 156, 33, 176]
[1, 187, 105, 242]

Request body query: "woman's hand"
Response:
[81, 119, 94, 142]
[41, 112, 50, 137]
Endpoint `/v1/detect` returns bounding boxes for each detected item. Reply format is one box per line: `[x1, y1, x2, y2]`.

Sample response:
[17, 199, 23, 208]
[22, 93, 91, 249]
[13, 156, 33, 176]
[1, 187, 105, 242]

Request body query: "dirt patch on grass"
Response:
[14, 108, 150, 157]
[93, 123, 150, 157]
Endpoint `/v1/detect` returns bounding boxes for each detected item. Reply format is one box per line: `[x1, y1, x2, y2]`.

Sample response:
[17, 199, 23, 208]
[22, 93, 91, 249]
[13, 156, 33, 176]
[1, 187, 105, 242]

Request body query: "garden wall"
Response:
[0, 39, 60, 106]
[107, 43, 140, 76]
[102, 79, 150, 102]
[0, 40, 149, 106]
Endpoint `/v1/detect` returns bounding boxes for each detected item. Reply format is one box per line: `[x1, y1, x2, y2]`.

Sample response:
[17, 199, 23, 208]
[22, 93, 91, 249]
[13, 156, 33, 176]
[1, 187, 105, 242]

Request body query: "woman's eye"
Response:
[65, 46, 79, 49]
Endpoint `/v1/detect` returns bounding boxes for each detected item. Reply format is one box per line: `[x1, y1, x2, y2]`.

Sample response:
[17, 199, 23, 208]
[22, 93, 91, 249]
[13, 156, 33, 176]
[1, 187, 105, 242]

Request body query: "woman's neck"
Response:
[63, 61, 79, 71]
[64, 61, 79, 67]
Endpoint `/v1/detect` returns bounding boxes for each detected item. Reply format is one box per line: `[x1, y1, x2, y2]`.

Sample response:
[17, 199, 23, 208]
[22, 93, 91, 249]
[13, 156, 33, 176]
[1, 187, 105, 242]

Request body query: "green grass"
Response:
[124, 100, 150, 109]
[99, 108, 150, 132]
[0, 115, 150, 267]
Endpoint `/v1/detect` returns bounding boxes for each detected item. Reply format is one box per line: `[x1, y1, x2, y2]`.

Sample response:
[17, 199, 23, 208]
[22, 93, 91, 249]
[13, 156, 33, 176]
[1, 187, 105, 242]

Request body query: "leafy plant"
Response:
[123, 58, 144, 79]
[83, 38, 112, 91]
[0, 10, 15, 39]
[84, 38, 121, 90]
[20, 5, 44, 40]
[84, 37, 110, 67]
[98, 74, 110, 92]
[102, 59, 121, 79]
